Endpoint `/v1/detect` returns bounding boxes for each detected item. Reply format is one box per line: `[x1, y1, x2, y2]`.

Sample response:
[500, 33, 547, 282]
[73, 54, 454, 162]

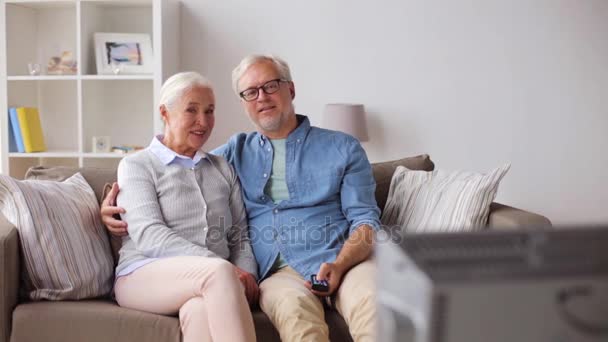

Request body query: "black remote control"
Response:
[310, 274, 329, 292]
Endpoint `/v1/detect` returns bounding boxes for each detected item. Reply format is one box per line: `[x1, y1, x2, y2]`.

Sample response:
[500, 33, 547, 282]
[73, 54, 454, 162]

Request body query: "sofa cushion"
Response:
[252, 309, 352, 341]
[25, 166, 117, 205]
[11, 301, 181, 342]
[12, 301, 352, 342]
[371, 154, 435, 212]
[381, 164, 510, 233]
[0, 173, 114, 300]
[24, 166, 122, 266]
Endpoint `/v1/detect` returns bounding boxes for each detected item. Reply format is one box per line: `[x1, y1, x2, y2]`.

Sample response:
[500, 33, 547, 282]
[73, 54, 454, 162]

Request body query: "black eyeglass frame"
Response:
[239, 78, 288, 101]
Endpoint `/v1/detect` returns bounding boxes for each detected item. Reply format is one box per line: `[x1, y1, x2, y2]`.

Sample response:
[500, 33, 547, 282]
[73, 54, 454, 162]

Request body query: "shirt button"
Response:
[267, 148, 271, 152]
[273, 209, 279, 214]
[263, 173, 268, 178]
[297, 139, 301, 143]
[260, 195, 266, 201]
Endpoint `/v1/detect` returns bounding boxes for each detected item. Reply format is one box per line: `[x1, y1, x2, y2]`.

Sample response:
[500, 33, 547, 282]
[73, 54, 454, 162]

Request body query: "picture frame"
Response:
[94, 33, 153, 75]
[92, 136, 111, 153]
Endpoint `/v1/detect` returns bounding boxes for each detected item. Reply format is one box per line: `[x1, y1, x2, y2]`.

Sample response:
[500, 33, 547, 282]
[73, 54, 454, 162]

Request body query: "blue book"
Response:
[8, 110, 17, 152]
[8, 107, 25, 153]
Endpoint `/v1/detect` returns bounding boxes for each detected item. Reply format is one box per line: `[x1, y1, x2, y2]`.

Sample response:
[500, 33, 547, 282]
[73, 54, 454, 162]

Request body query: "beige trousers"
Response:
[114, 256, 256, 342]
[259, 260, 375, 342]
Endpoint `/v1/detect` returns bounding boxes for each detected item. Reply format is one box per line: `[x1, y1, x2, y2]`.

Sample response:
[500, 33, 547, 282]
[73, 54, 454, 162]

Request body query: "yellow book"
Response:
[16, 107, 47, 153]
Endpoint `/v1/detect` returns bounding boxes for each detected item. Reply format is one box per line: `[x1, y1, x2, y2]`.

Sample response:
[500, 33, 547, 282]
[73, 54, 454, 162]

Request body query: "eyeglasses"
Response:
[239, 78, 287, 102]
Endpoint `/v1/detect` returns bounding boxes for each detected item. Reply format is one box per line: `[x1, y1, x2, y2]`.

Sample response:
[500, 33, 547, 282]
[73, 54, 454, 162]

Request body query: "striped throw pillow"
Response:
[0, 173, 114, 300]
[381, 164, 510, 233]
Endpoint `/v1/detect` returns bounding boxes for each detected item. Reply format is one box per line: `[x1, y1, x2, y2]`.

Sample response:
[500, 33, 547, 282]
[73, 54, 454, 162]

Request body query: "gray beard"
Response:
[258, 115, 283, 132]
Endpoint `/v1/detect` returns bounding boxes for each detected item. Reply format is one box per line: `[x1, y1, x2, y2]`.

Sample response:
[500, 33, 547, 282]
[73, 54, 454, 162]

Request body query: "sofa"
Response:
[0, 154, 551, 342]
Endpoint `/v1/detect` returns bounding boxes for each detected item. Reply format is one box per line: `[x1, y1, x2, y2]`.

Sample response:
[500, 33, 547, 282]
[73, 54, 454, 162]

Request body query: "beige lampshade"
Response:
[322, 103, 369, 142]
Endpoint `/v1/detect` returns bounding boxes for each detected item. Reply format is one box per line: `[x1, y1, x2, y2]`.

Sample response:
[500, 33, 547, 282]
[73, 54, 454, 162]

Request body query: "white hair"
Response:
[231, 54, 292, 94]
[159, 71, 213, 110]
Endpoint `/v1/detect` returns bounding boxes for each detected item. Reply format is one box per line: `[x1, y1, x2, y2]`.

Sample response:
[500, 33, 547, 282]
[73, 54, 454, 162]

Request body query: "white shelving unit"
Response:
[0, 0, 179, 178]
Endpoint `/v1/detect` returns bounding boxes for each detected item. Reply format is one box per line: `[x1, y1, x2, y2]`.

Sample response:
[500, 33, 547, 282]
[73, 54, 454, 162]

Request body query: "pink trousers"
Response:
[114, 256, 256, 342]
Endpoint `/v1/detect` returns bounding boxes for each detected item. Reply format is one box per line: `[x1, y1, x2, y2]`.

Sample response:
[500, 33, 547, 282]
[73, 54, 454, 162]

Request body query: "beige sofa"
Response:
[0, 154, 551, 342]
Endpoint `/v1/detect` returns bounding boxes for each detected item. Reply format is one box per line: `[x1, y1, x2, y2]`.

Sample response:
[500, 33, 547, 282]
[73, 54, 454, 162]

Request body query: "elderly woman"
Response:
[111, 72, 257, 342]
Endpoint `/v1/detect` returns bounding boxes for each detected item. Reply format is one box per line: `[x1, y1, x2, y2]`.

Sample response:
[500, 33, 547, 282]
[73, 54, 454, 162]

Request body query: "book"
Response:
[16, 107, 47, 153]
[111, 145, 144, 155]
[8, 108, 25, 153]
[8, 110, 17, 152]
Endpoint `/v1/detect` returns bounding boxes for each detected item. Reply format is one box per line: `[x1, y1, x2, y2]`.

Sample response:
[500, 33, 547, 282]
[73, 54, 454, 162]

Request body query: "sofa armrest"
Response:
[0, 214, 19, 342]
[487, 202, 551, 230]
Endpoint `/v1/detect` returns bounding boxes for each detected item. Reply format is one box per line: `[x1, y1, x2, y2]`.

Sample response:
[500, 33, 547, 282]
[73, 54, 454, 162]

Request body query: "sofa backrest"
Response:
[25, 154, 435, 212]
[25, 166, 117, 205]
[371, 154, 435, 211]
[24, 155, 434, 265]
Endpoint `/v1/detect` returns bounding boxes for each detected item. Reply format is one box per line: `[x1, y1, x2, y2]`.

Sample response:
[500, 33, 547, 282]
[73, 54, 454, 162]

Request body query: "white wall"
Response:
[179, 0, 608, 225]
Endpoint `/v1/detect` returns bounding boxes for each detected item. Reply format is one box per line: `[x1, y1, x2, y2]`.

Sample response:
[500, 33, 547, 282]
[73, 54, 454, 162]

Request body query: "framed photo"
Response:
[94, 33, 153, 75]
[92, 136, 111, 153]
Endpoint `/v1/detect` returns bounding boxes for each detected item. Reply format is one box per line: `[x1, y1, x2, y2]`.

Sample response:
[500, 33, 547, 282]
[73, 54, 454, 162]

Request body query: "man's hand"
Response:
[305, 262, 345, 296]
[305, 225, 374, 296]
[101, 182, 128, 237]
[235, 266, 259, 306]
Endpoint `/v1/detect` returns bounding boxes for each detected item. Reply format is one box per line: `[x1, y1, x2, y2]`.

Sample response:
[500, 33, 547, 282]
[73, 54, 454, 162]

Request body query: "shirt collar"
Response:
[149, 135, 207, 166]
[257, 114, 311, 146]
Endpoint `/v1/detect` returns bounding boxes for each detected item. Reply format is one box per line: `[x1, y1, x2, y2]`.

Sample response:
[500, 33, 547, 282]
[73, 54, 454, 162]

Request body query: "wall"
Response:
[179, 0, 608, 225]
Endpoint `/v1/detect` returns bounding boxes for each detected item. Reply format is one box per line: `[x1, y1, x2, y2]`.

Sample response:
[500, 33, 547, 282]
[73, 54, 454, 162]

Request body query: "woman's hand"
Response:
[100, 182, 129, 236]
[234, 266, 259, 306]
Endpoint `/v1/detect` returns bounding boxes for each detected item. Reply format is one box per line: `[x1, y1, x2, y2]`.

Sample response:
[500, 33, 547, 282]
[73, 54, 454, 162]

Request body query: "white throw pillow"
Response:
[0, 173, 114, 300]
[381, 164, 510, 233]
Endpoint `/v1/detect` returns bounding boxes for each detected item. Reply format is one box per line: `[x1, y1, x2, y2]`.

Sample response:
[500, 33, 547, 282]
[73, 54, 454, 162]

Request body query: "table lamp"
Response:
[322, 103, 369, 142]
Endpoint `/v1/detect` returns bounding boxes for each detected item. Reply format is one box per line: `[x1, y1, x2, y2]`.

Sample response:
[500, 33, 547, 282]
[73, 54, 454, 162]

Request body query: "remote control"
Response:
[310, 274, 329, 292]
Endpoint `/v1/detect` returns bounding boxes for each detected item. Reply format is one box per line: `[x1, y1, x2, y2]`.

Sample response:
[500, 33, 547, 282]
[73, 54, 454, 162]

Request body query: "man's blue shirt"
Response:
[211, 115, 381, 279]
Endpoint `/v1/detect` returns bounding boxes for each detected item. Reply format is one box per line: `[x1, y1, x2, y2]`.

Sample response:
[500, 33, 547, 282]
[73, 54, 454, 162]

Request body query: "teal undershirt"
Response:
[265, 139, 289, 202]
[265, 139, 290, 272]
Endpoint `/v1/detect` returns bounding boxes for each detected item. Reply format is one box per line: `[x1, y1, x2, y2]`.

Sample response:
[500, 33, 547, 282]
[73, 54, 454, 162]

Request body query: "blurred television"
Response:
[376, 226, 608, 342]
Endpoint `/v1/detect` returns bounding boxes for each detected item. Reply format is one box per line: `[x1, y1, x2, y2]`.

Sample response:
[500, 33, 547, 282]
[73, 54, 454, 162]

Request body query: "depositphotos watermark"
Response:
[204, 216, 406, 251]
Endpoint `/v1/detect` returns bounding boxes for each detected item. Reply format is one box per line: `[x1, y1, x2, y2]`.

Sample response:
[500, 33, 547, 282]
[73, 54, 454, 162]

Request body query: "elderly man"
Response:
[102, 55, 380, 341]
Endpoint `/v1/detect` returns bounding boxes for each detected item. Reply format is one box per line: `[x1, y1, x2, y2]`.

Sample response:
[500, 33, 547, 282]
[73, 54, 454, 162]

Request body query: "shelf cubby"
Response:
[1, 0, 179, 178]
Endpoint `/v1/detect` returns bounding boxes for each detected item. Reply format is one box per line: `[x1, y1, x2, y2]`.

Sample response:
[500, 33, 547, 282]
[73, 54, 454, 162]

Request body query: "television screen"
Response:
[376, 226, 608, 342]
